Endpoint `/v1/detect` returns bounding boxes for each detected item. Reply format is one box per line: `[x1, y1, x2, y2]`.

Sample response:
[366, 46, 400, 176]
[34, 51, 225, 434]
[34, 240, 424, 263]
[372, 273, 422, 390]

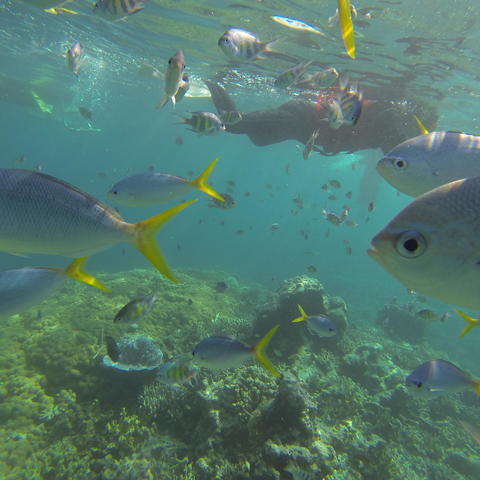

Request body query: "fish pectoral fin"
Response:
[455, 309, 480, 337]
[189, 157, 224, 202]
[133, 199, 198, 282]
[253, 325, 281, 378]
[64, 257, 110, 292]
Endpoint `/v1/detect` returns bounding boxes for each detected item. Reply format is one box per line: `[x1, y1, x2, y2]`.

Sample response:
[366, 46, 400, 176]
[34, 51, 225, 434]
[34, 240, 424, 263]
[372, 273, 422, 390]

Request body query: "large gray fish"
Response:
[156, 50, 186, 109]
[406, 359, 480, 396]
[0, 258, 107, 319]
[192, 325, 280, 378]
[377, 131, 480, 197]
[368, 175, 480, 309]
[0, 169, 196, 282]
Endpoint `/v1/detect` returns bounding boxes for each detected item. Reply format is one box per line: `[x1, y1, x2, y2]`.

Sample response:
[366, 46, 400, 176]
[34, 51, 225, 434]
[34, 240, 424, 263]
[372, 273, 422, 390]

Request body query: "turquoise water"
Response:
[2, 1, 480, 479]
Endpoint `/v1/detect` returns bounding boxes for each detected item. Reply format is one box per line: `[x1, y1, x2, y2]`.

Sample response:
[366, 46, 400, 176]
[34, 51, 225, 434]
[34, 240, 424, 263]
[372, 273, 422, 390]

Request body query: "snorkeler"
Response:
[204, 80, 438, 156]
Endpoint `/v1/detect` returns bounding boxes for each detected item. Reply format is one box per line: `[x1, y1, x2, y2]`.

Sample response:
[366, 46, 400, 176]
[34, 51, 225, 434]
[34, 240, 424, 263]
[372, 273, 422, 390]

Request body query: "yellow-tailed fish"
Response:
[455, 310, 480, 337]
[292, 304, 337, 337]
[0, 257, 108, 319]
[0, 169, 196, 282]
[192, 325, 281, 378]
[108, 157, 224, 206]
[157, 50, 186, 109]
[338, 0, 356, 59]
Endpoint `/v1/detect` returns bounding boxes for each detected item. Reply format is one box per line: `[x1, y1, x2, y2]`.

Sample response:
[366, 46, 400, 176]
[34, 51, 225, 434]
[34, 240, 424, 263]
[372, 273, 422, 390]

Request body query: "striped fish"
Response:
[218, 28, 277, 62]
[179, 112, 225, 136]
[93, 0, 147, 18]
[157, 359, 197, 386]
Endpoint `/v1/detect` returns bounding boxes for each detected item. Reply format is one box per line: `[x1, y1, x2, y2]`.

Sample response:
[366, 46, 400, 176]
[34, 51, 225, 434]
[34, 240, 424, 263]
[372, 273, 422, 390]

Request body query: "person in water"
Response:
[205, 80, 438, 156]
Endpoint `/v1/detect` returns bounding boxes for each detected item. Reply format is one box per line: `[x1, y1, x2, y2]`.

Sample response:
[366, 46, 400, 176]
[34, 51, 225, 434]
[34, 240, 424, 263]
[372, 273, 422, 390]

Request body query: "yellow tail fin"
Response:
[133, 199, 197, 282]
[188, 158, 224, 202]
[338, 0, 355, 59]
[292, 304, 308, 323]
[472, 380, 480, 395]
[455, 309, 480, 338]
[64, 258, 110, 292]
[414, 115, 429, 135]
[253, 324, 281, 378]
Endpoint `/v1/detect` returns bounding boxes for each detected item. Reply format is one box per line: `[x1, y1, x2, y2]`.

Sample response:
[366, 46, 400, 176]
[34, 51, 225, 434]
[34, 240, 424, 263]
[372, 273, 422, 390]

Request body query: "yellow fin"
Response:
[64, 258, 110, 292]
[414, 115, 429, 135]
[253, 325, 281, 378]
[292, 304, 308, 323]
[473, 380, 480, 396]
[188, 158, 224, 202]
[338, 0, 355, 59]
[133, 199, 198, 282]
[455, 309, 480, 337]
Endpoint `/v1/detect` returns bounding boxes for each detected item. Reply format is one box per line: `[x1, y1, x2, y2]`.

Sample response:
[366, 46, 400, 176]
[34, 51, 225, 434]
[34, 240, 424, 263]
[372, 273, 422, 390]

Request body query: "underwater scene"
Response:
[2, 0, 480, 478]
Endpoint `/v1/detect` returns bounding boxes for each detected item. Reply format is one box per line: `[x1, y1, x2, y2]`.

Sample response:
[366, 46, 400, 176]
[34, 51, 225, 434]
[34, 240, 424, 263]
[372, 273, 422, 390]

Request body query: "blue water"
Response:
[2, 1, 480, 478]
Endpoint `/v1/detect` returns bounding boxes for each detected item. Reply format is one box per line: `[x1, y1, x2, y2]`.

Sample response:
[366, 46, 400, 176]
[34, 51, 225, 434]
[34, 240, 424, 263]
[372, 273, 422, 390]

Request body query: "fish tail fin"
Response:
[338, 0, 356, 59]
[64, 258, 110, 292]
[156, 96, 169, 109]
[189, 157, 224, 202]
[133, 200, 198, 282]
[292, 304, 308, 323]
[414, 115, 429, 135]
[456, 309, 480, 337]
[473, 380, 480, 396]
[253, 325, 281, 378]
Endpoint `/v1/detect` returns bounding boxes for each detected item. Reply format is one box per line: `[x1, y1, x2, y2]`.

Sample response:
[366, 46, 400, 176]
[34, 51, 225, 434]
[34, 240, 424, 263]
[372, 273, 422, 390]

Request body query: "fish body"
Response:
[327, 99, 344, 129]
[376, 131, 480, 197]
[209, 193, 236, 209]
[406, 359, 480, 396]
[109, 158, 223, 206]
[270, 15, 325, 35]
[157, 359, 197, 385]
[368, 176, 480, 309]
[292, 304, 337, 338]
[157, 50, 186, 109]
[219, 110, 243, 126]
[179, 112, 225, 135]
[0, 258, 107, 319]
[339, 87, 362, 126]
[114, 294, 157, 323]
[416, 309, 437, 321]
[93, 0, 146, 18]
[192, 325, 280, 378]
[66, 42, 83, 75]
[322, 209, 347, 225]
[274, 60, 312, 88]
[0, 169, 196, 282]
[218, 28, 276, 62]
[79, 107, 92, 121]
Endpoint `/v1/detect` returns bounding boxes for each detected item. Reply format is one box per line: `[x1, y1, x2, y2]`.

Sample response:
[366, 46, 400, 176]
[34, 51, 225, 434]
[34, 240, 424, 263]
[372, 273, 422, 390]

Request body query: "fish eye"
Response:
[168, 58, 172, 65]
[416, 381, 422, 388]
[393, 158, 407, 169]
[111, 190, 117, 195]
[395, 231, 426, 258]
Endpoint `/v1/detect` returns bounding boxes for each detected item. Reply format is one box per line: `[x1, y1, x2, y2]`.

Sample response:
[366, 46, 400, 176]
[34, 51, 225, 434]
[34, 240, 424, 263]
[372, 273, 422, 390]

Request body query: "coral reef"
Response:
[0, 269, 479, 479]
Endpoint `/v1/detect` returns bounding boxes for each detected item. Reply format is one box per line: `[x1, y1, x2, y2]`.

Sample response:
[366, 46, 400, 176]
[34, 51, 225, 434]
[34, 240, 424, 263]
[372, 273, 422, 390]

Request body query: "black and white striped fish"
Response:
[93, 0, 147, 18]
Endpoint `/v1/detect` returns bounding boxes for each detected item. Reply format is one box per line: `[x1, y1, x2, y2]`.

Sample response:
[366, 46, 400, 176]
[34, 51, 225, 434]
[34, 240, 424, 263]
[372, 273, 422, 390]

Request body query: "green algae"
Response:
[0, 269, 479, 479]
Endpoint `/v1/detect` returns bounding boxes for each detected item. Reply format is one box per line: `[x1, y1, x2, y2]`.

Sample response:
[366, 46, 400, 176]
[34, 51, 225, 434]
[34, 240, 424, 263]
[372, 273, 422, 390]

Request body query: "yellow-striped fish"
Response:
[179, 112, 225, 136]
[93, 0, 147, 18]
[338, 0, 356, 59]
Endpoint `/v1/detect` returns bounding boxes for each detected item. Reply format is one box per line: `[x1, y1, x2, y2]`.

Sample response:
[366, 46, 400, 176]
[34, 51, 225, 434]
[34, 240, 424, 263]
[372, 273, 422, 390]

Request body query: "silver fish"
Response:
[274, 60, 312, 88]
[157, 50, 186, 109]
[0, 169, 196, 282]
[292, 305, 337, 337]
[66, 42, 83, 76]
[377, 131, 480, 197]
[218, 28, 276, 62]
[114, 294, 157, 323]
[179, 111, 225, 135]
[93, 0, 147, 18]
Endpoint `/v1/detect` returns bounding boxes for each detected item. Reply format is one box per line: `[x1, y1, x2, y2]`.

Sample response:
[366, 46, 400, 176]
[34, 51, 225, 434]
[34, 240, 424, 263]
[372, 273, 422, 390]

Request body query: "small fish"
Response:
[328, 194, 337, 201]
[440, 312, 450, 322]
[235, 229, 245, 235]
[218, 28, 277, 62]
[219, 110, 243, 126]
[292, 304, 337, 338]
[345, 191, 352, 198]
[345, 220, 358, 227]
[178, 112, 225, 136]
[270, 223, 280, 231]
[157, 358, 198, 386]
[274, 60, 312, 88]
[321, 184, 329, 191]
[114, 294, 157, 324]
[300, 68, 339, 88]
[105, 336, 120, 362]
[66, 42, 83, 76]
[209, 192, 236, 210]
[303, 129, 319, 160]
[214, 281, 228, 293]
[367, 201, 375, 212]
[175, 136, 184, 145]
[45, 7, 79, 15]
[338, 0, 356, 59]
[93, 0, 147, 18]
[329, 179, 342, 189]
[345, 246, 352, 255]
[192, 325, 281, 378]
[322, 209, 347, 225]
[340, 84, 363, 126]
[108, 158, 224, 207]
[174, 73, 189, 104]
[227, 180, 236, 187]
[416, 309, 437, 321]
[327, 99, 344, 129]
[270, 15, 326, 36]
[306, 265, 317, 273]
[0, 258, 108, 319]
[157, 50, 186, 109]
[406, 359, 480, 396]
[78, 107, 92, 121]
[0, 169, 196, 282]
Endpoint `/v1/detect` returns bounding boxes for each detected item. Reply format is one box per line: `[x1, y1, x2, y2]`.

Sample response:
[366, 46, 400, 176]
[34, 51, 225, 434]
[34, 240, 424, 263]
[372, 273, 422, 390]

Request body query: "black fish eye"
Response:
[111, 190, 117, 195]
[395, 231, 426, 258]
[416, 381, 422, 388]
[168, 58, 172, 64]
[394, 159, 406, 169]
